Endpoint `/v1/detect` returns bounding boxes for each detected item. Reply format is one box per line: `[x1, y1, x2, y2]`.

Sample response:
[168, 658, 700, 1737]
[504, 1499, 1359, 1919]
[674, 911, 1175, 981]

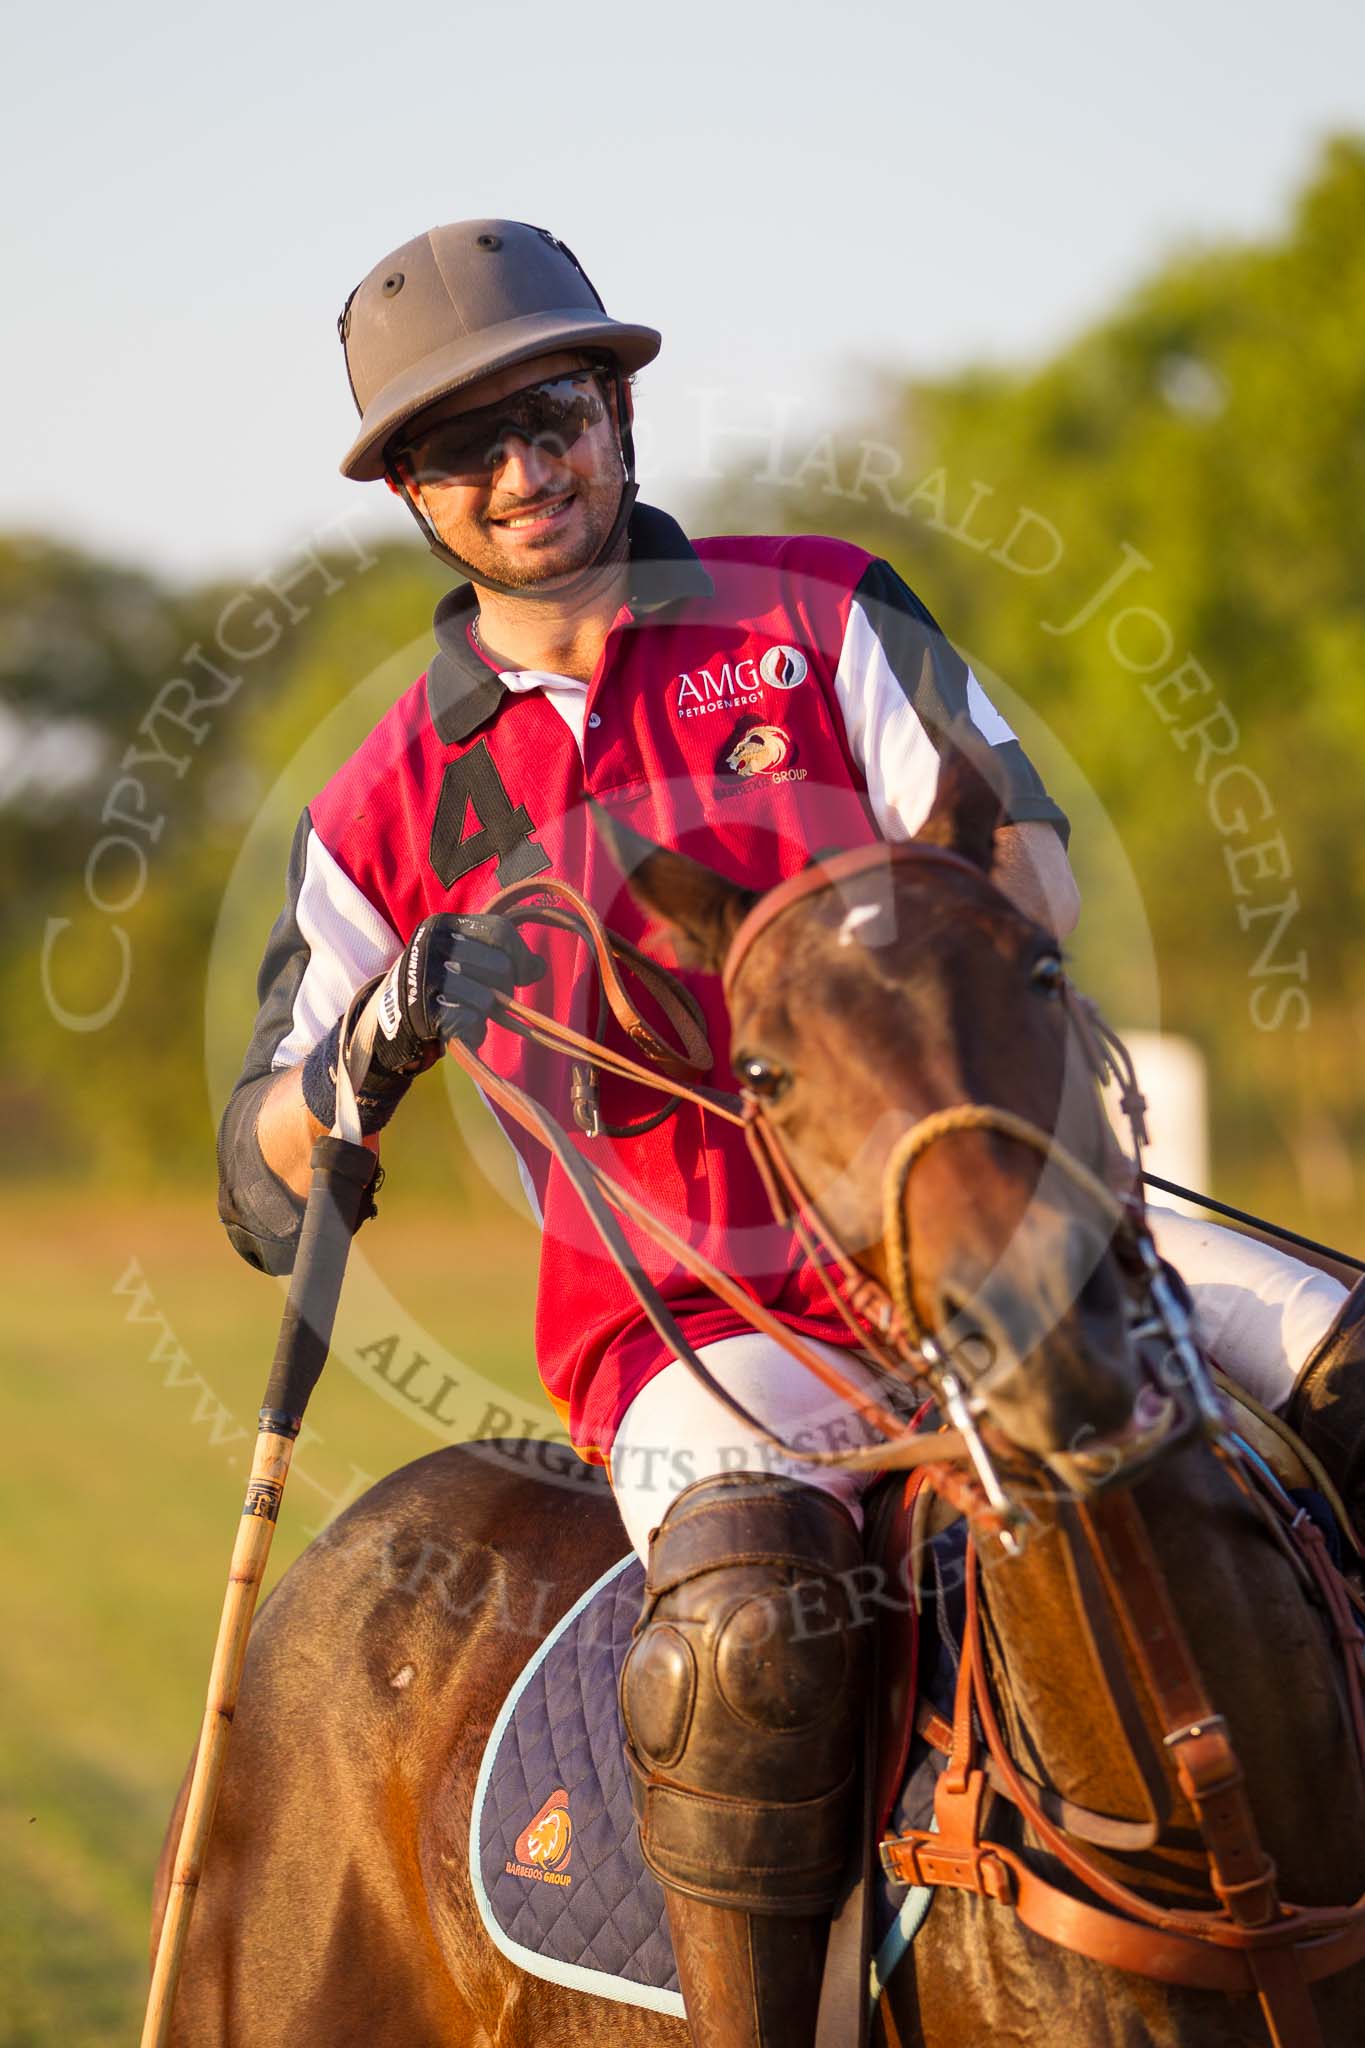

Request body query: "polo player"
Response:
[218, 220, 1365, 2047]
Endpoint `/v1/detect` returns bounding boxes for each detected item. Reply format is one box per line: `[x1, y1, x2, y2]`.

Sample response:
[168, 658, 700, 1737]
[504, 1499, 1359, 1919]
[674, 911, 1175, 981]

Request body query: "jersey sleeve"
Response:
[833, 558, 1070, 848]
[216, 806, 401, 1273]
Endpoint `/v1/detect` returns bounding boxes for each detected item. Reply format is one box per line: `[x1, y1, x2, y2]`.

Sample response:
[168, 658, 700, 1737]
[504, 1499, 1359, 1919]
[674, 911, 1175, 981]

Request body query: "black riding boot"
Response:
[620, 1473, 867, 2048]
[1284, 1277, 1365, 1542]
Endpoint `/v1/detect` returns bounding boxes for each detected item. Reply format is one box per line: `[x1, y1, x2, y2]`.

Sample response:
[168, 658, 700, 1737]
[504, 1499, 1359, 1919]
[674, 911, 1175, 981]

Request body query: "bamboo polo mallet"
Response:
[141, 1016, 379, 2048]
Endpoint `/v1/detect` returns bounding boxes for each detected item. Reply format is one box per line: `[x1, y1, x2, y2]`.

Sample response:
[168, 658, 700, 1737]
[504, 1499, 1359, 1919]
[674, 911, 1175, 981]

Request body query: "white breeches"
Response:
[1144, 1209, 1345, 1409]
[608, 1210, 1346, 1564]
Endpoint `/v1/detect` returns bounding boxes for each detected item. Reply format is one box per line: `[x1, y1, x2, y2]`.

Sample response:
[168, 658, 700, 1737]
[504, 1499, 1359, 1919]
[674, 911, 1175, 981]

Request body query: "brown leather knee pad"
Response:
[620, 1471, 867, 1915]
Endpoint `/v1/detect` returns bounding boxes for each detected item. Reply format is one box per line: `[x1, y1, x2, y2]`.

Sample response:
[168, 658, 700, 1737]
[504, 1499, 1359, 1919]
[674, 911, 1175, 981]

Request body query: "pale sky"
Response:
[5, 0, 1364, 581]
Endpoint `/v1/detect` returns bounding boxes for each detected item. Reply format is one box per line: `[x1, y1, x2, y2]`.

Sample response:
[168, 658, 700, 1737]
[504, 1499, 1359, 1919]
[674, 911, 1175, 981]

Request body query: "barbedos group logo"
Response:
[726, 724, 793, 777]
[719, 722, 808, 788]
[758, 643, 808, 690]
[508, 1788, 574, 1886]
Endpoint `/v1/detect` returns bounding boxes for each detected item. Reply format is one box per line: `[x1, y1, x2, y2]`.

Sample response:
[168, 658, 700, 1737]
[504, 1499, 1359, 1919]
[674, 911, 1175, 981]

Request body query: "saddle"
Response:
[470, 1477, 955, 2024]
[470, 1401, 1354, 2032]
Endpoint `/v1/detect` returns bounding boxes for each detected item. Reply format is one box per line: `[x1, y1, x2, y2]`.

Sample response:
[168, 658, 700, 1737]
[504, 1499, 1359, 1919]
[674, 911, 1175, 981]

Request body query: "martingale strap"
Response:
[1078, 1491, 1281, 1927]
[883, 1474, 1365, 2046]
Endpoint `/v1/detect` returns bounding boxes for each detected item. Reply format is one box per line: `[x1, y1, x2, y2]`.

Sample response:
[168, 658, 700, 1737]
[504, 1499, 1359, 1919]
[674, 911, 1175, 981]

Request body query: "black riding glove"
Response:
[301, 912, 545, 1135]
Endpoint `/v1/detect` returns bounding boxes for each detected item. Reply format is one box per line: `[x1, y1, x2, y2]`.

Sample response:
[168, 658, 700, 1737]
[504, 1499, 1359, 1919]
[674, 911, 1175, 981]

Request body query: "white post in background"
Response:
[1105, 1031, 1209, 1216]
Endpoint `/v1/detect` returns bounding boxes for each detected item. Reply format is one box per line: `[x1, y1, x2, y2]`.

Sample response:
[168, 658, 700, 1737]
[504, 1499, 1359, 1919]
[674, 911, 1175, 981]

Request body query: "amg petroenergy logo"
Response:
[674, 644, 809, 718]
[758, 644, 808, 689]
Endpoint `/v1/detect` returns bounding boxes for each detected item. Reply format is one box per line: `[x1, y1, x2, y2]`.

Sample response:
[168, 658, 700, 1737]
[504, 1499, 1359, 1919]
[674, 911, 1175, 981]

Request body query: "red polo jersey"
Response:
[219, 505, 1067, 1460]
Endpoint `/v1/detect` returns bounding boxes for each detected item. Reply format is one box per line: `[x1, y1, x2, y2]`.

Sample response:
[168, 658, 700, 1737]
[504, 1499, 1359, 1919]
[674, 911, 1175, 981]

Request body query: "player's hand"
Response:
[369, 912, 546, 1070]
[300, 913, 546, 1137]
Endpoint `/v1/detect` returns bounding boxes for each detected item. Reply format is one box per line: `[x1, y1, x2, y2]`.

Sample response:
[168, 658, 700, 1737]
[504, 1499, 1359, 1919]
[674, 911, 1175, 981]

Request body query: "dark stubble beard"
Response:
[465, 469, 624, 591]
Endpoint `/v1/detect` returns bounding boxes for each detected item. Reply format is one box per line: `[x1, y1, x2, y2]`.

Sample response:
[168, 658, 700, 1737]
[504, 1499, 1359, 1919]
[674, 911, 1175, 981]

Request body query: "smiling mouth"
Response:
[487, 493, 577, 534]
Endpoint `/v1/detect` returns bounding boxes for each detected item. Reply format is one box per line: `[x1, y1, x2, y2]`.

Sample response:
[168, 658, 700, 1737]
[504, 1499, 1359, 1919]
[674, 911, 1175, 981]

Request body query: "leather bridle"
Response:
[724, 839, 1227, 1527]
[373, 837, 1365, 2045]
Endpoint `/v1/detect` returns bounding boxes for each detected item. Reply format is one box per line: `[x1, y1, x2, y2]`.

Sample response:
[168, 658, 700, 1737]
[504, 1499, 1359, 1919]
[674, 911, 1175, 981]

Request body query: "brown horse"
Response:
[154, 761, 1365, 2046]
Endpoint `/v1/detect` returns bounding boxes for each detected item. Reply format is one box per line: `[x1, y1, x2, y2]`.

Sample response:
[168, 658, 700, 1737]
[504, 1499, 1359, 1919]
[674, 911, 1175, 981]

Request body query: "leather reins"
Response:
[376, 843, 1365, 2045]
[439, 872, 962, 1473]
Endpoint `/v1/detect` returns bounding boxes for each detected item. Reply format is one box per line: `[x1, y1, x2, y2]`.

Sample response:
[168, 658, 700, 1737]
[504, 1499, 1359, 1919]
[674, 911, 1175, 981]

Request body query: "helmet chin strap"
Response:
[388, 365, 639, 606]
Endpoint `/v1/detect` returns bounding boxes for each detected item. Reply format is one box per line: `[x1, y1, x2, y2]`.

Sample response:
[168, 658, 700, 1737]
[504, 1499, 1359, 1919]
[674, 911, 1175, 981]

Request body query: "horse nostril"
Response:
[1062, 1219, 1121, 1322]
[1076, 1261, 1120, 1319]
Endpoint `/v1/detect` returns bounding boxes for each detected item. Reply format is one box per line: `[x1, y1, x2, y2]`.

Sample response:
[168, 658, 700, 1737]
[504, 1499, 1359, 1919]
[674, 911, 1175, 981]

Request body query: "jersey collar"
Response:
[426, 502, 714, 746]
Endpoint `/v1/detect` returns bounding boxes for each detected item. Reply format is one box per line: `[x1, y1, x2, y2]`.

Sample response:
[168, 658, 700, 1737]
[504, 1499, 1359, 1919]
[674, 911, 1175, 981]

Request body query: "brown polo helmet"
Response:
[337, 220, 661, 481]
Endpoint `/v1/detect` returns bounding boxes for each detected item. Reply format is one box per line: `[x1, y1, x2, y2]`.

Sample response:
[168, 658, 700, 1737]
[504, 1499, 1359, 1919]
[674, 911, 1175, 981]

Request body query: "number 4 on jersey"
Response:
[430, 739, 550, 888]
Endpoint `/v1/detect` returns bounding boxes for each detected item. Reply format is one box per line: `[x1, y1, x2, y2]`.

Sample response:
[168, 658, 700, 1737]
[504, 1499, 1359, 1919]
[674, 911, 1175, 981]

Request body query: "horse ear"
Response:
[914, 737, 1004, 872]
[590, 802, 756, 974]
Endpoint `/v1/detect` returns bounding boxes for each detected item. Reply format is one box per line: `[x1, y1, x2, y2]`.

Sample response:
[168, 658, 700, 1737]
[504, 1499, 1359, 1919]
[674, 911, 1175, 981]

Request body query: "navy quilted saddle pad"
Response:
[470, 1485, 1341, 2019]
[470, 1549, 954, 2018]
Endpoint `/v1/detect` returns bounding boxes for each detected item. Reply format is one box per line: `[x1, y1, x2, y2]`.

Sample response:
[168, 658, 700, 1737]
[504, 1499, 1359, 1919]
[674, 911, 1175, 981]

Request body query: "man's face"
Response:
[393, 350, 627, 588]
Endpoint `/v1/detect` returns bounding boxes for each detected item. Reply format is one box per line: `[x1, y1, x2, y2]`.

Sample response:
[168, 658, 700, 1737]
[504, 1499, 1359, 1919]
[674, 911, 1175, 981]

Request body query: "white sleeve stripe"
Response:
[965, 670, 1017, 747]
[272, 831, 402, 1069]
[834, 598, 1019, 841]
[833, 597, 944, 841]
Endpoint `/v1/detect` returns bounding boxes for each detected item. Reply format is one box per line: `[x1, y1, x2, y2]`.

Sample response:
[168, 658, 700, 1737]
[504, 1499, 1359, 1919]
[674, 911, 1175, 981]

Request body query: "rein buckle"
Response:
[570, 1064, 602, 1139]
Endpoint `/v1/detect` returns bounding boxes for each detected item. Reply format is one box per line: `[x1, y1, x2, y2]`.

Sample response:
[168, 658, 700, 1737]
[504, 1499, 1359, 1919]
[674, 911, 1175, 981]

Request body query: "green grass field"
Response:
[11, 1165, 1356, 2047]
[1, 1179, 542, 2047]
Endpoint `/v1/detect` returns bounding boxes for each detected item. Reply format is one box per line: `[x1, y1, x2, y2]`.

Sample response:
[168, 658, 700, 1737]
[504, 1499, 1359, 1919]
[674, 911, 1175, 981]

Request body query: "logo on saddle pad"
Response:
[508, 1788, 574, 1887]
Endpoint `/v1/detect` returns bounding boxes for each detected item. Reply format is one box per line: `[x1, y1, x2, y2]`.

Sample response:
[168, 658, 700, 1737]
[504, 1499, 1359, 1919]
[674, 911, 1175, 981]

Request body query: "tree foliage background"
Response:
[5, 136, 1365, 1236]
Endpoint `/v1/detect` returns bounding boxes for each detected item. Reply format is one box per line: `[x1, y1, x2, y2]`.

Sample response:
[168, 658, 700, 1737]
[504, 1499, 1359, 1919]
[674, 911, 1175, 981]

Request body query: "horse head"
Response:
[597, 751, 1168, 1487]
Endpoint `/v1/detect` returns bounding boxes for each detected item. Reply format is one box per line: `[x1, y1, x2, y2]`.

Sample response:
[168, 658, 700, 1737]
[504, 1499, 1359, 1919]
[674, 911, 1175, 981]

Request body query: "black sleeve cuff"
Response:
[990, 739, 1071, 850]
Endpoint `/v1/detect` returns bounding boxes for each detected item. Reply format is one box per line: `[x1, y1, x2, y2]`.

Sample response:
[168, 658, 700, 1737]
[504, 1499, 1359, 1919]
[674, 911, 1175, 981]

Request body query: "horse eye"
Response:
[1030, 953, 1065, 996]
[739, 1054, 790, 1102]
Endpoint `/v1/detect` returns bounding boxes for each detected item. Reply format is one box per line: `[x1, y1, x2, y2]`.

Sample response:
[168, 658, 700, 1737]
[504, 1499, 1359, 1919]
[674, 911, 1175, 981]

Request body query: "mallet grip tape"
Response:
[260, 1136, 378, 1425]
